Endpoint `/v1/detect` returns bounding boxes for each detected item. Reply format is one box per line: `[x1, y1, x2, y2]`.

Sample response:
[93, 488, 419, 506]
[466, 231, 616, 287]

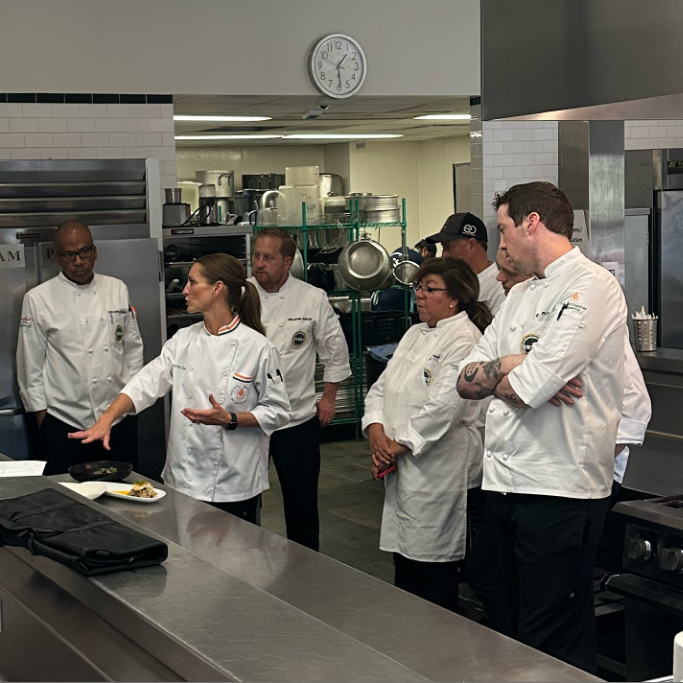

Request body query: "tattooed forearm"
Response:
[482, 358, 503, 381]
[505, 393, 519, 404]
[463, 363, 479, 383]
[457, 358, 506, 400]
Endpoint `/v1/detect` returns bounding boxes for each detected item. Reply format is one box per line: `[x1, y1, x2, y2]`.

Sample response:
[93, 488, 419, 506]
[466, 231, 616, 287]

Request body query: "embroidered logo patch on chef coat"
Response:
[115, 324, 124, 343]
[292, 330, 307, 348]
[230, 384, 250, 404]
[520, 332, 540, 354]
[423, 368, 433, 386]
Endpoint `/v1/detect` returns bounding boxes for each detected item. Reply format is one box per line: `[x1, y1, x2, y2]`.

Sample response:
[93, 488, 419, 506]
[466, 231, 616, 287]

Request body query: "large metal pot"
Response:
[393, 259, 419, 286]
[337, 236, 392, 292]
[320, 173, 344, 198]
[290, 249, 305, 280]
[195, 171, 234, 198]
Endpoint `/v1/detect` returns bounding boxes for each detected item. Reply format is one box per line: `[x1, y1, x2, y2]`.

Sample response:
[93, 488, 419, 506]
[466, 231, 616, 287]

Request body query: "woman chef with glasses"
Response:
[362, 257, 492, 611]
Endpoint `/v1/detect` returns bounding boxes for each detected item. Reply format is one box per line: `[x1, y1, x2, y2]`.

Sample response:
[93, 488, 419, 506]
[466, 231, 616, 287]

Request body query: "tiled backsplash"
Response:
[0, 102, 176, 201]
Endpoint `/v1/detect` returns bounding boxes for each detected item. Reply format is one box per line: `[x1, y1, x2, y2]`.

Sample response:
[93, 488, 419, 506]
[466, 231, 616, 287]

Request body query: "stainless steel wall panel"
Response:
[0, 196, 146, 213]
[0, 159, 146, 184]
[657, 191, 683, 347]
[558, 121, 626, 280]
[0, 210, 147, 228]
[0, 181, 146, 198]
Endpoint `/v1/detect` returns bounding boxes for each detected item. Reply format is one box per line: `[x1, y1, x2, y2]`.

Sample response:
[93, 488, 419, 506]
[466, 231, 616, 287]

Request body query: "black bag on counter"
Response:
[0, 487, 168, 575]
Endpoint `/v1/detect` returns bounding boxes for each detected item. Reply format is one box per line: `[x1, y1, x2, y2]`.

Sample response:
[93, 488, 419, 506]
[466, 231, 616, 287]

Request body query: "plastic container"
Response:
[634, 318, 657, 352]
[285, 165, 319, 187]
[277, 185, 320, 225]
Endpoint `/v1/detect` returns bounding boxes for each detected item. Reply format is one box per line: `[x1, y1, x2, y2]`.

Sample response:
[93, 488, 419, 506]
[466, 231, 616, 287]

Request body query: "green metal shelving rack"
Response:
[255, 198, 410, 435]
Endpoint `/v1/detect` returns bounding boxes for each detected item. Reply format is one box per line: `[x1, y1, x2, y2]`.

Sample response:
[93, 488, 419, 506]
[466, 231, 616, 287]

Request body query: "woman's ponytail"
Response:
[463, 300, 493, 334]
[236, 280, 266, 336]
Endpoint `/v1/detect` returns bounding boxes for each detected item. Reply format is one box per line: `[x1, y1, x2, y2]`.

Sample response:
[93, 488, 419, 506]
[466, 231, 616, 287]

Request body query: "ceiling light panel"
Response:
[175, 134, 283, 140]
[174, 115, 272, 122]
[283, 133, 403, 140]
[413, 114, 471, 120]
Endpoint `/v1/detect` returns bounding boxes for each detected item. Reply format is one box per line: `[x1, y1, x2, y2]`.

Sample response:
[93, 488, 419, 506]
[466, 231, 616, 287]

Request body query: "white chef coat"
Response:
[122, 316, 290, 503]
[17, 271, 143, 429]
[249, 275, 351, 428]
[362, 312, 485, 562]
[614, 337, 652, 484]
[460, 247, 627, 499]
[478, 261, 506, 316]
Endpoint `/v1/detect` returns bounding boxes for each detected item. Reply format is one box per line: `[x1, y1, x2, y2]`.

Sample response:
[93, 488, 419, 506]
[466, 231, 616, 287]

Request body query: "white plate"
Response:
[104, 483, 166, 503]
[59, 481, 107, 500]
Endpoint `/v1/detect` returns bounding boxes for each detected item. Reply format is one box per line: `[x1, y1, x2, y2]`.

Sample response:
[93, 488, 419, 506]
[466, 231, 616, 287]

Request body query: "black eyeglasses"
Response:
[413, 282, 447, 294]
[58, 245, 95, 262]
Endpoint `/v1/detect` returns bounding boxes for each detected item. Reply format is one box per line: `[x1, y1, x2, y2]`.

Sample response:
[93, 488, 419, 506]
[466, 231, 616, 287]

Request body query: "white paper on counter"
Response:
[0, 461, 46, 477]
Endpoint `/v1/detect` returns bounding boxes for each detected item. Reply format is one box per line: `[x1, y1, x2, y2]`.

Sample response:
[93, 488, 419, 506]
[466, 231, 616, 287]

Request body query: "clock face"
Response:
[308, 34, 367, 99]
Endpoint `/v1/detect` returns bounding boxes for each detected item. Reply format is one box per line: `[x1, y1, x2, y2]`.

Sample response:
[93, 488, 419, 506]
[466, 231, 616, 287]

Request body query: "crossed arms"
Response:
[457, 354, 583, 408]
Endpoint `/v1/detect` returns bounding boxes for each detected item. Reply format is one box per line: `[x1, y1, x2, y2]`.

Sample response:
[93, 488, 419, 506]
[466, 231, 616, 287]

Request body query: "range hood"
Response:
[481, 0, 683, 121]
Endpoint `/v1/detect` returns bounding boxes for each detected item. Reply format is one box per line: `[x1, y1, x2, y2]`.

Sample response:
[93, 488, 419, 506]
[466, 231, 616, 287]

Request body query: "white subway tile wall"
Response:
[0, 102, 176, 200]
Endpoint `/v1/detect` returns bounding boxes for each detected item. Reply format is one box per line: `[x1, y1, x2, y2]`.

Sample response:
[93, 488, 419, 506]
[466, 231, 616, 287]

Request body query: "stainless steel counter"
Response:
[0, 469, 599, 682]
[623, 434, 683, 497]
[636, 347, 683, 375]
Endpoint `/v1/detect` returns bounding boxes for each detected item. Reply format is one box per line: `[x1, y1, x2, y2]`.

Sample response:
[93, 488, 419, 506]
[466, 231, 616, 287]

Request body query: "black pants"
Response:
[393, 553, 462, 612]
[488, 491, 611, 674]
[270, 416, 321, 551]
[393, 487, 486, 612]
[466, 493, 515, 636]
[467, 481, 623, 640]
[39, 413, 138, 476]
[210, 495, 260, 525]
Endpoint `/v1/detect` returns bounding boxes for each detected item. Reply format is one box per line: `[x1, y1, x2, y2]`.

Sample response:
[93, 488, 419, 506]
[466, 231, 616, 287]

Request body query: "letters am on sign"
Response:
[0, 246, 24, 268]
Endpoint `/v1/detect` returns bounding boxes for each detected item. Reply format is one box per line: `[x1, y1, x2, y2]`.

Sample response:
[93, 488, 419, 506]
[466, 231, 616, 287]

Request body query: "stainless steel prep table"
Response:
[0, 466, 598, 682]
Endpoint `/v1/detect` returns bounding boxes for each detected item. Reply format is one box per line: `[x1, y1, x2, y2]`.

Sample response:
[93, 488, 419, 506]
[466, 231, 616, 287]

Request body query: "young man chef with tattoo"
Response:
[456, 182, 627, 674]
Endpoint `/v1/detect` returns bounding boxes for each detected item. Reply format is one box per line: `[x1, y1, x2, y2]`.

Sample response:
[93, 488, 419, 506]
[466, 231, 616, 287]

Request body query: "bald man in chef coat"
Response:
[17, 221, 144, 474]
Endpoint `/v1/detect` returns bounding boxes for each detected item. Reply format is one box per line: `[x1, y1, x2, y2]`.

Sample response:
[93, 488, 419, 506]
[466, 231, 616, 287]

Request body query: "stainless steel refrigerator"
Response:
[0, 159, 167, 478]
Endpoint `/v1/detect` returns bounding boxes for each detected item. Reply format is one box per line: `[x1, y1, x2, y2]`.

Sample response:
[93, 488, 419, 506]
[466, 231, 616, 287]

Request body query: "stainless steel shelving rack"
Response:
[255, 199, 411, 434]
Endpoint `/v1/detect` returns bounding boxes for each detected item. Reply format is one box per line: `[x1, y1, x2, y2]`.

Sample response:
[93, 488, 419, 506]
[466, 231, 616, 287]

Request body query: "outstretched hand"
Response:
[181, 394, 230, 426]
[68, 421, 112, 450]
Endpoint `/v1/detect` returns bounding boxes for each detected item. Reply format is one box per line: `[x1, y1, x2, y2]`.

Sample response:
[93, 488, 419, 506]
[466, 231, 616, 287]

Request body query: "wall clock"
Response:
[308, 34, 367, 99]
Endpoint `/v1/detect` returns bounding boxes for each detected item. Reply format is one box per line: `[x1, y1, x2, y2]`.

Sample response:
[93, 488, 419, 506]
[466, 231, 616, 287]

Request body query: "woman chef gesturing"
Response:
[362, 257, 491, 611]
[71, 254, 290, 523]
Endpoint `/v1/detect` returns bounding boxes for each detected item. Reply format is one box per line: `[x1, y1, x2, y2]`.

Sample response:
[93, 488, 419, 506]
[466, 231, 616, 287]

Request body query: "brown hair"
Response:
[494, 181, 574, 239]
[254, 228, 296, 260]
[196, 253, 265, 336]
[413, 257, 493, 333]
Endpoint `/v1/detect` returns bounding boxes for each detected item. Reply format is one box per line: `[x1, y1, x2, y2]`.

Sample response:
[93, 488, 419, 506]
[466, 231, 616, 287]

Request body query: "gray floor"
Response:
[261, 439, 395, 583]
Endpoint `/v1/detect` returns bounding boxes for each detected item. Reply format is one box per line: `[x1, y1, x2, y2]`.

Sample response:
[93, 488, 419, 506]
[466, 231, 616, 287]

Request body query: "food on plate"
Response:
[93, 466, 118, 475]
[128, 480, 157, 499]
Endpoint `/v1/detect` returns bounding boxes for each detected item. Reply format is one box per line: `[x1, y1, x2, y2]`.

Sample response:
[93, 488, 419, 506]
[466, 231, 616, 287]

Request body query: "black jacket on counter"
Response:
[0, 487, 168, 575]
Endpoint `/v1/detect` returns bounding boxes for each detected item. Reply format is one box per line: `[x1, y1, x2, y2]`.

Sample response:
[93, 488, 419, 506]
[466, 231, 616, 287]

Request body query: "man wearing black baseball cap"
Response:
[427, 212, 505, 314]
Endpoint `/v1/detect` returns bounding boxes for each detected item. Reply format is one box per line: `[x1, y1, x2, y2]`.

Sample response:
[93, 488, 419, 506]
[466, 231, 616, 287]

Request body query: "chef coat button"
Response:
[510, 325, 516, 332]
[186, 475, 192, 482]
[530, 284, 536, 291]
[486, 450, 492, 458]
[187, 448, 191, 454]
[88, 349, 93, 354]
[503, 453, 509, 460]
[187, 393, 192, 399]
[504, 409, 510, 416]
[223, 371, 228, 376]
[92, 379, 97, 384]
[189, 366, 194, 371]
[489, 405, 495, 413]
[107, 377, 112, 382]
[520, 322, 525, 329]
[279, 323, 284, 328]
[544, 283, 549, 288]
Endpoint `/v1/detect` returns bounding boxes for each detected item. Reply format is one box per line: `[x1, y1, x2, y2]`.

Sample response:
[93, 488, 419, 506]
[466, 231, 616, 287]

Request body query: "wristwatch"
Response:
[226, 412, 238, 431]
